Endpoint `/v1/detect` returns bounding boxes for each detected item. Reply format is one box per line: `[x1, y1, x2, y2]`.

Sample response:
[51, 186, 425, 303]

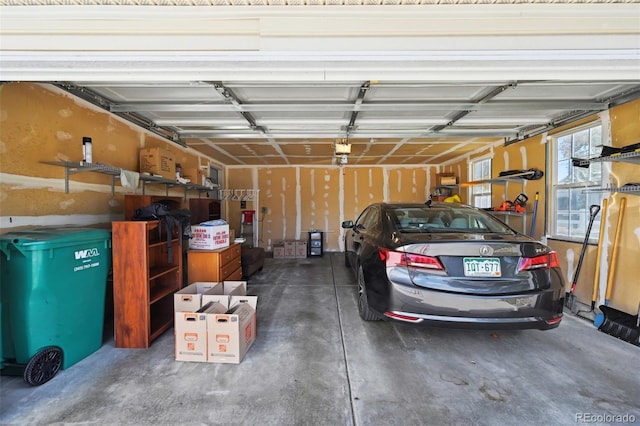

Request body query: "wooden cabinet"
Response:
[188, 198, 221, 224]
[187, 244, 242, 284]
[112, 220, 183, 348]
[124, 195, 183, 220]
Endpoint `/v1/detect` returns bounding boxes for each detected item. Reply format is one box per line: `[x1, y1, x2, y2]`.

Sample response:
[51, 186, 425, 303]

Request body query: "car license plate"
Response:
[463, 258, 501, 277]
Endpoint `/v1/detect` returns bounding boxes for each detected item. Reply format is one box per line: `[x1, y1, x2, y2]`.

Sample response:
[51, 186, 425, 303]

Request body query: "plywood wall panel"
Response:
[299, 168, 342, 249]
[387, 167, 428, 203]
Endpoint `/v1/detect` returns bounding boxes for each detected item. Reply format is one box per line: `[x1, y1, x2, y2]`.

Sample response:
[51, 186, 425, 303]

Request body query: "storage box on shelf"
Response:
[139, 147, 175, 180]
[187, 243, 242, 284]
[112, 219, 182, 348]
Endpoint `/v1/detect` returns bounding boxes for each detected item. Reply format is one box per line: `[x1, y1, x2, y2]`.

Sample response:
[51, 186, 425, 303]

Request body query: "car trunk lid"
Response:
[392, 238, 554, 295]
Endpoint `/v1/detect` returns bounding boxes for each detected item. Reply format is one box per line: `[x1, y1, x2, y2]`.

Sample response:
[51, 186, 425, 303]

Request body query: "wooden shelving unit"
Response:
[188, 198, 221, 224]
[123, 194, 184, 220]
[112, 220, 183, 348]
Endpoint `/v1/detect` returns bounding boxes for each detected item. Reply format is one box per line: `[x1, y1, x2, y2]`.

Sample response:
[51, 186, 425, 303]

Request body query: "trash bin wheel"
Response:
[23, 346, 63, 386]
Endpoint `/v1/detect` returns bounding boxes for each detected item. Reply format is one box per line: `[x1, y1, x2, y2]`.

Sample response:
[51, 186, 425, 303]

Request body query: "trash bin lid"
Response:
[0, 227, 111, 251]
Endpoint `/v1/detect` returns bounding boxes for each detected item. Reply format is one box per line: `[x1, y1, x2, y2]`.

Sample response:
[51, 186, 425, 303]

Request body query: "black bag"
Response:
[133, 201, 192, 263]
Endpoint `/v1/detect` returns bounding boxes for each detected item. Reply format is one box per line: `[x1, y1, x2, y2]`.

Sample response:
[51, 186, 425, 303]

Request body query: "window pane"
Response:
[573, 166, 589, 183]
[572, 129, 590, 159]
[570, 188, 586, 210]
[587, 193, 605, 239]
[557, 160, 571, 184]
[557, 136, 572, 160]
[589, 162, 602, 182]
[469, 158, 491, 208]
[590, 127, 602, 156]
[555, 188, 569, 236]
[473, 166, 482, 181]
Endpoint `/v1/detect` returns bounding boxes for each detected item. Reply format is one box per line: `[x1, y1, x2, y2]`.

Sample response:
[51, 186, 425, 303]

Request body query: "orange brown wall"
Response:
[0, 82, 222, 231]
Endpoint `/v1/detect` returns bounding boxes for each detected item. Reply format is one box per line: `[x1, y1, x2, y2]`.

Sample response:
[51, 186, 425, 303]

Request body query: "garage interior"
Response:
[1, 2, 640, 425]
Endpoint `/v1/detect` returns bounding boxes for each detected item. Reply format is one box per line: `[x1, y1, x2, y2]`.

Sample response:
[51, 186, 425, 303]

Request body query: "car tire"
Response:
[357, 266, 382, 321]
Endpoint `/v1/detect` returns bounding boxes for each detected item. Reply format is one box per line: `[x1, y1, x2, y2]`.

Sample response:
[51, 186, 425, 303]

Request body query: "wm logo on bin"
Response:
[75, 248, 100, 259]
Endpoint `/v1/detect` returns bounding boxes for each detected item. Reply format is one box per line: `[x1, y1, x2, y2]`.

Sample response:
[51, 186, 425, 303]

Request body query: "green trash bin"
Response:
[0, 227, 111, 386]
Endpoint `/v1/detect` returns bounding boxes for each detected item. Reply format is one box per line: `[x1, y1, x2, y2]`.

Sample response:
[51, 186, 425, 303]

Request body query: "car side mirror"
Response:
[341, 220, 354, 229]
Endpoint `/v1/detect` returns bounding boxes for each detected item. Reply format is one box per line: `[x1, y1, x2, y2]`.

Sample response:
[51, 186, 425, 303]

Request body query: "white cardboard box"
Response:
[174, 282, 223, 312]
[295, 240, 307, 258]
[202, 281, 247, 308]
[273, 245, 285, 258]
[229, 295, 258, 310]
[207, 302, 257, 364]
[189, 224, 230, 250]
[175, 302, 227, 362]
[284, 241, 296, 258]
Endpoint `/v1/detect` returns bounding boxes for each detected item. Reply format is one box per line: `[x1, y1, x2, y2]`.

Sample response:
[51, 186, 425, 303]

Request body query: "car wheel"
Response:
[357, 267, 382, 321]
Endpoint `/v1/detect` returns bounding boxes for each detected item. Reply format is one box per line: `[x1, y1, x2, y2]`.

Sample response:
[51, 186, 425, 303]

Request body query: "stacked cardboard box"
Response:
[174, 281, 257, 364]
[295, 241, 307, 258]
[273, 243, 285, 258]
[181, 167, 207, 186]
[284, 241, 296, 258]
[139, 147, 175, 180]
[273, 240, 308, 258]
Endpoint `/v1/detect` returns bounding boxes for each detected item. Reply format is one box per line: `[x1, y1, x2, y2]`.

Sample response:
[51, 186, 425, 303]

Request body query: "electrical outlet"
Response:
[261, 206, 268, 214]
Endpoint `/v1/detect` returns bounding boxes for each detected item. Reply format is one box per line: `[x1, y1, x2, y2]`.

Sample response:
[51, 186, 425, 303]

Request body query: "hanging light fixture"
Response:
[334, 137, 352, 155]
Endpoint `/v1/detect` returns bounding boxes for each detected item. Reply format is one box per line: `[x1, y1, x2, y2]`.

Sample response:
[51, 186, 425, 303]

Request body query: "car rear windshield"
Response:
[392, 206, 514, 234]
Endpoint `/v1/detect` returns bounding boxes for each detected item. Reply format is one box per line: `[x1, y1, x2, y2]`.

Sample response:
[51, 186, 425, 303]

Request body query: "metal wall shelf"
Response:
[583, 185, 640, 196]
[572, 149, 640, 197]
[441, 171, 536, 188]
[443, 173, 534, 234]
[572, 150, 640, 167]
[41, 161, 217, 199]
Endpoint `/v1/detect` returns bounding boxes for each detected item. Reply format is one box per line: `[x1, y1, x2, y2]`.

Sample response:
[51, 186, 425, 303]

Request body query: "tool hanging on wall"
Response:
[565, 204, 601, 311]
[593, 197, 639, 346]
[528, 192, 539, 238]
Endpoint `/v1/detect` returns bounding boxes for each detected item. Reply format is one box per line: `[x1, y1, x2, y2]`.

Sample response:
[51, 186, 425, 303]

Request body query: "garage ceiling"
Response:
[2, 2, 639, 166]
[58, 80, 640, 166]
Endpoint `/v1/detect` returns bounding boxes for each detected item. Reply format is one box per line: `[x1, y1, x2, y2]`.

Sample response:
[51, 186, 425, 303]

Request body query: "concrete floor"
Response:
[1, 253, 639, 426]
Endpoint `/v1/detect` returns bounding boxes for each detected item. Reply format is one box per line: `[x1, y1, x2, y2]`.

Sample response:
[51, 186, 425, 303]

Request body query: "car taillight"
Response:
[517, 251, 560, 272]
[379, 248, 444, 271]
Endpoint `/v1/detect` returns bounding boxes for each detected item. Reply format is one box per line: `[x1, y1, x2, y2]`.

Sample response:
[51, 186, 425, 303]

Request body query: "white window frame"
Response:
[468, 156, 492, 208]
[549, 122, 605, 243]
